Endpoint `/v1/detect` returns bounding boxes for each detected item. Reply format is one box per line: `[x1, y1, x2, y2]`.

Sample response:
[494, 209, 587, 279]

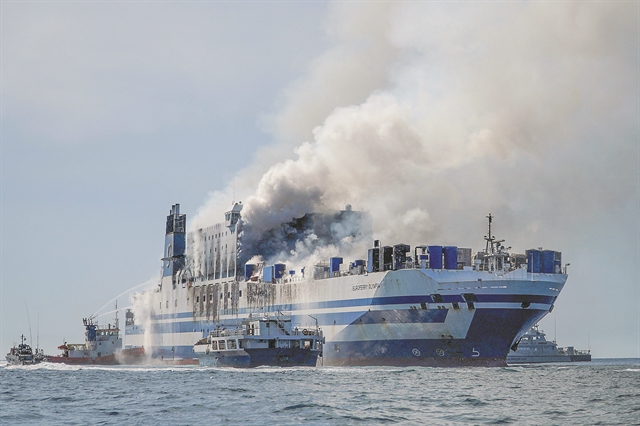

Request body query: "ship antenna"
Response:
[485, 213, 494, 254]
[23, 299, 33, 348]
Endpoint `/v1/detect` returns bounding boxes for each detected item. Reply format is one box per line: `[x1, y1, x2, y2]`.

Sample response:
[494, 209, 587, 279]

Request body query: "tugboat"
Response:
[48, 313, 145, 365]
[48, 317, 122, 365]
[6, 335, 45, 365]
[193, 313, 324, 368]
[507, 325, 591, 364]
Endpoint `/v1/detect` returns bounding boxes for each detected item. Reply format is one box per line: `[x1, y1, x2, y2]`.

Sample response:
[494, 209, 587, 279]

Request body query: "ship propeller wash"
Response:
[125, 204, 568, 367]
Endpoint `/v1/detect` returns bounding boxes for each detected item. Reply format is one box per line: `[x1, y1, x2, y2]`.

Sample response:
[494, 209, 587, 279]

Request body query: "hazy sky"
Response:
[2, 1, 638, 358]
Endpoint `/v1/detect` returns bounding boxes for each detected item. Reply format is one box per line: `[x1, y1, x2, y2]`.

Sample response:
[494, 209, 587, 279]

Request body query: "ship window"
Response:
[219, 340, 226, 350]
[430, 294, 444, 303]
[239, 290, 242, 298]
[196, 296, 199, 303]
[160, 302, 162, 309]
[166, 301, 169, 308]
[463, 293, 478, 302]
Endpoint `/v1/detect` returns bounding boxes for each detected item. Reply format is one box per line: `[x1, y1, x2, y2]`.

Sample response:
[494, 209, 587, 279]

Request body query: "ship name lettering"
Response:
[352, 283, 379, 291]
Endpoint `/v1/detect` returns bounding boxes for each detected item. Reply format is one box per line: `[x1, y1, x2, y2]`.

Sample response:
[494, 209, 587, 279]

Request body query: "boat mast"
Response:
[23, 300, 33, 348]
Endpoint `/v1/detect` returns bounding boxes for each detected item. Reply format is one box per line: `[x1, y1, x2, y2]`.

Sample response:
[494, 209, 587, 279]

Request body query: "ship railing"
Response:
[209, 328, 245, 338]
[562, 348, 590, 355]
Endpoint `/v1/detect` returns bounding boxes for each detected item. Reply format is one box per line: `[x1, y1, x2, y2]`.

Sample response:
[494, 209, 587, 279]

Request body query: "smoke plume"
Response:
[192, 2, 636, 266]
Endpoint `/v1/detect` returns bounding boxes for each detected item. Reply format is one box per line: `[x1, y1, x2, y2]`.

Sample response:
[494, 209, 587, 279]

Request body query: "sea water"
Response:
[1, 359, 638, 425]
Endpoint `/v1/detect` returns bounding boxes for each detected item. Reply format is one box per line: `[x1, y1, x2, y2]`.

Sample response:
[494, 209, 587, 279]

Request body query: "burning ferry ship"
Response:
[124, 203, 567, 367]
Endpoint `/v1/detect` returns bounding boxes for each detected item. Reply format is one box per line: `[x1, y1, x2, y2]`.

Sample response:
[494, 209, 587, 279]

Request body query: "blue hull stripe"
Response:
[127, 308, 449, 336]
[149, 294, 555, 321]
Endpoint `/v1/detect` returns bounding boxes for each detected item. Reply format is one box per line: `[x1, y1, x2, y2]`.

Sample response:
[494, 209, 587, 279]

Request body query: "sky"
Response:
[2, 1, 638, 358]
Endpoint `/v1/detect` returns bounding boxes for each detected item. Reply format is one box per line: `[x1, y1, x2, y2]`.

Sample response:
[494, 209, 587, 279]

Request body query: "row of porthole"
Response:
[330, 344, 447, 358]
[195, 291, 242, 304]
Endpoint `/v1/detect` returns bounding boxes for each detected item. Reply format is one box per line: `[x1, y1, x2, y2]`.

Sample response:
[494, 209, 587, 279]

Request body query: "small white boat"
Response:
[6, 335, 45, 366]
[507, 325, 591, 364]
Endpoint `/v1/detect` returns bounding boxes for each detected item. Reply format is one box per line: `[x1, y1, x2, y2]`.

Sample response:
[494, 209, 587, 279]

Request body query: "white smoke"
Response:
[192, 1, 636, 264]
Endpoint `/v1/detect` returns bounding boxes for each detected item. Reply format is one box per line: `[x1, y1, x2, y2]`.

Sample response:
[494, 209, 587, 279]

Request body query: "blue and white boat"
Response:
[193, 312, 323, 368]
[125, 204, 567, 367]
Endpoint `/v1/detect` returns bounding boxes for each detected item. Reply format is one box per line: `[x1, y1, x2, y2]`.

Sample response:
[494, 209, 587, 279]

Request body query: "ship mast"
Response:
[114, 300, 119, 330]
[482, 213, 508, 272]
[484, 213, 494, 254]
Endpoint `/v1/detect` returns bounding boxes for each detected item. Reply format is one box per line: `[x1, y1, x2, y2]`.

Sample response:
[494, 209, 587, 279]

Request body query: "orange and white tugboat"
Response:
[48, 313, 145, 365]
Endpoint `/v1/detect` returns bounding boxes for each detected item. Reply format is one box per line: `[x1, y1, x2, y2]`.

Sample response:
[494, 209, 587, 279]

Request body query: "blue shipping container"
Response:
[244, 264, 256, 281]
[330, 257, 343, 276]
[443, 246, 458, 270]
[264, 266, 274, 283]
[541, 250, 555, 273]
[428, 246, 443, 269]
[274, 264, 286, 279]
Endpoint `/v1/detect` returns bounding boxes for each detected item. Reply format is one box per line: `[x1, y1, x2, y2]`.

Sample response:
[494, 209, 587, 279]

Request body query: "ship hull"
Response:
[507, 354, 592, 364]
[6, 354, 40, 366]
[47, 354, 117, 365]
[126, 268, 565, 367]
[196, 348, 320, 368]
